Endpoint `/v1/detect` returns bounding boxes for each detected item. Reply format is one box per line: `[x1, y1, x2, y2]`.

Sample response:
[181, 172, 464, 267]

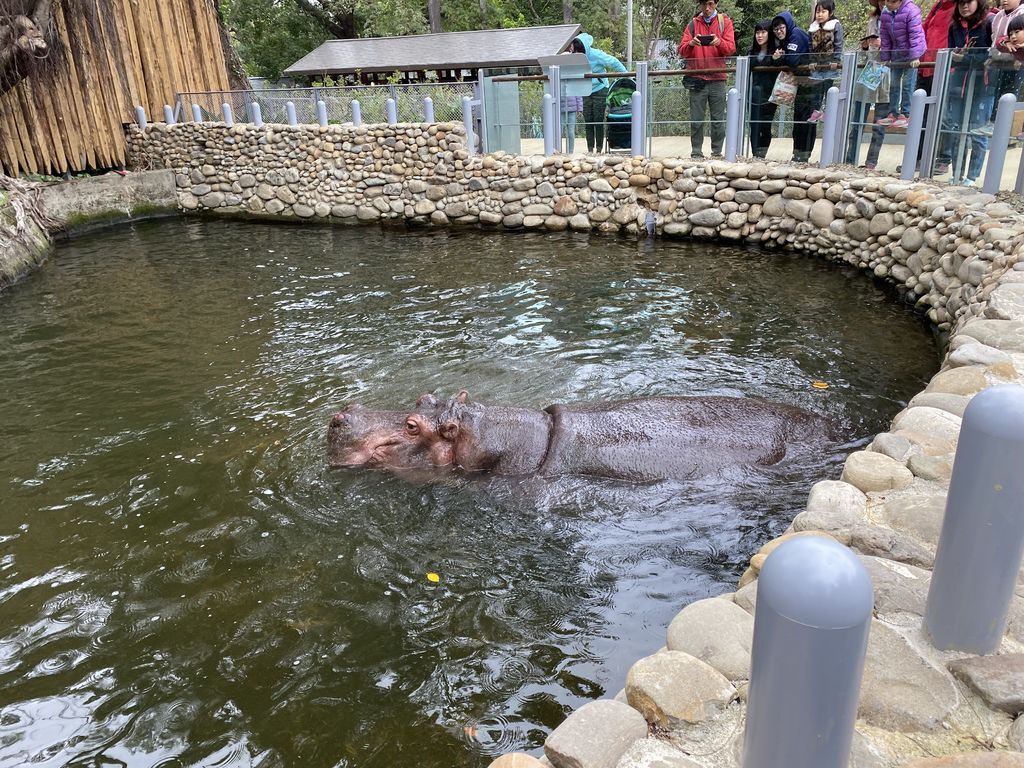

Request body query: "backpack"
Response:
[687, 14, 726, 38]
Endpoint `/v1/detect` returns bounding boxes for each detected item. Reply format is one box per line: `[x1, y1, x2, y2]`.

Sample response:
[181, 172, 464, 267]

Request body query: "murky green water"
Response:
[0, 219, 937, 767]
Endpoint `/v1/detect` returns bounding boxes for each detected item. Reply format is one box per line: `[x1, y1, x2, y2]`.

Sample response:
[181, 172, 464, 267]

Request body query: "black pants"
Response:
[749, 83, 777, 158]
[583, 88, 608, 153]
[791, 84, 818, 162]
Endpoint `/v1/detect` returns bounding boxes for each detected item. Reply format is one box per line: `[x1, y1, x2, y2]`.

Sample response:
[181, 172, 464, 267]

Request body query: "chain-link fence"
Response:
[177, 82, 475, 126]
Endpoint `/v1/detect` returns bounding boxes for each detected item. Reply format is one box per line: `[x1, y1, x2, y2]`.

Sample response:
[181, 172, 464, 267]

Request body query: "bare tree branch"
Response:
[293, 0, 355, 38]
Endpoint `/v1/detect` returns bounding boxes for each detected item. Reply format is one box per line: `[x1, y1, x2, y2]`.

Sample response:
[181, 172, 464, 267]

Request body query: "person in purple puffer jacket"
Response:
[878, 0, 927, 127]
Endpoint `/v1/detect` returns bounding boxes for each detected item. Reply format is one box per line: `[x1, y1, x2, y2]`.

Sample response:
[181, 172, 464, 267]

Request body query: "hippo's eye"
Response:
[405, 420, 419, 435]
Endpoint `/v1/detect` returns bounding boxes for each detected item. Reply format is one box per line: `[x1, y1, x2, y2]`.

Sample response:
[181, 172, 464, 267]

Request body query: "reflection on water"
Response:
[0, 220, 937, 767]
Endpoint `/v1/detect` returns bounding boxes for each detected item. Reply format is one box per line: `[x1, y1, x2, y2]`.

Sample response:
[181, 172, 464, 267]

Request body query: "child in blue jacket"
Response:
[571, 34, 627, 153]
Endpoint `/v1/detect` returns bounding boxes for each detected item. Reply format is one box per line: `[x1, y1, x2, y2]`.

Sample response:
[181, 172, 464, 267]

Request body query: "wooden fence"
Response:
[0, 0, 232, 177]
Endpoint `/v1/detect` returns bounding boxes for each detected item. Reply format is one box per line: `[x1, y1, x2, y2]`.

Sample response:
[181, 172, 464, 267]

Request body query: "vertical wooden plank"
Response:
[11, 86, 40, 174]
[120, 0, 148, 113]
[18, 82, 51, 173]
[57, 3, 97, 169]
[0, 102, 26, 176]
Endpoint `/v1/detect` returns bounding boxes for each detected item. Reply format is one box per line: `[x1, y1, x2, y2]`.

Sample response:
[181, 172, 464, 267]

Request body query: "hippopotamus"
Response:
[327, 390, 830, 482]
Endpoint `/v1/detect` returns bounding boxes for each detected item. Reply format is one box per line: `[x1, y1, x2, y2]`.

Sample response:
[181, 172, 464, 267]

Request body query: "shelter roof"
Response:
[283, 24, 581, 76]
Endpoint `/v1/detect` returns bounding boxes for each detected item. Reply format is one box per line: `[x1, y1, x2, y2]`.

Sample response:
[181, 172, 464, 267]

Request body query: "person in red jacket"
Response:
[921, 0, 958, 84]
[679, 0, 737, 158]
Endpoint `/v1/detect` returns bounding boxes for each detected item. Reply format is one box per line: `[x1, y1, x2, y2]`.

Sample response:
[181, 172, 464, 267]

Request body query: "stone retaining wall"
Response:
[126, 121, 1024, 768]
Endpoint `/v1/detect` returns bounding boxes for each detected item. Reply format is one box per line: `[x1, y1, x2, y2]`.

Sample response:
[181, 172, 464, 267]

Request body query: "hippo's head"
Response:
[327, 394, 454, 471]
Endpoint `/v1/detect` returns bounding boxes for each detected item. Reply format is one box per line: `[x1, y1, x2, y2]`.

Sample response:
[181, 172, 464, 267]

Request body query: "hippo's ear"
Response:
[416, 393, 439, 408]
[455, 390, 470, 404]
[439, 421, 461, 442]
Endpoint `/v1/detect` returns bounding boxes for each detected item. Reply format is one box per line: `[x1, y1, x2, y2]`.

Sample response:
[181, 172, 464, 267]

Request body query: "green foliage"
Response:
[222, 0, 332, 79]
[359, 0, 429, 36]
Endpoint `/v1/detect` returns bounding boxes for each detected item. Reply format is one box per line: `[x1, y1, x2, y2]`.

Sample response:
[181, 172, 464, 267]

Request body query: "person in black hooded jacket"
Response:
[771, 11, 815, 162]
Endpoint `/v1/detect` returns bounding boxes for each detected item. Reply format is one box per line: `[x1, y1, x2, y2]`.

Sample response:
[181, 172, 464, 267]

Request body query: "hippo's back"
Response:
[540, 396, 826, 481]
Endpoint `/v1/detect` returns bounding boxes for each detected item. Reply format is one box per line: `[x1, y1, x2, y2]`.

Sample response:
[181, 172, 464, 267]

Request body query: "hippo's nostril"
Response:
[330, 412, 348, 428]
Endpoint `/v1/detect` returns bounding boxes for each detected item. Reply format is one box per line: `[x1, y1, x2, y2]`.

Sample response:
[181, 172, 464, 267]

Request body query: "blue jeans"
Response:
[846, 101, 886, 166]
[888, 65, 917, 118]
[940, 88, 990, 181]
[563, 111, 578, 153]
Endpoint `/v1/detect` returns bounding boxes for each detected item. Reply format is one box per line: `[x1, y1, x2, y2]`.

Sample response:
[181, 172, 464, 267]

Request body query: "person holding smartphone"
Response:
[678, 0, 737, 159]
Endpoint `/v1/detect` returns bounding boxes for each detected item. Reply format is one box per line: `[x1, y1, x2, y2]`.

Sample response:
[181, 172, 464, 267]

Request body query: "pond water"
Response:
[0, 220, 938, 768]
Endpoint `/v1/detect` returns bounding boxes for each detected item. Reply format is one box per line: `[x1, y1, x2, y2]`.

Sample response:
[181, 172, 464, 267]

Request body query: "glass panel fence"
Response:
[931, 53, 1022, 186]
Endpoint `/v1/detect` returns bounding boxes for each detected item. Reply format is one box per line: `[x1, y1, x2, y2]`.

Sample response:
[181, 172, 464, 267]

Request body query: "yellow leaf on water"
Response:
[811, 381, 829, 389]
[426, 572, 440, 583]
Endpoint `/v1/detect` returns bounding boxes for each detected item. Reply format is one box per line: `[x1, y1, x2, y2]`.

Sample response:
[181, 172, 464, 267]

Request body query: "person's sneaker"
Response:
[808, 109, 824, 123]
[861, 162, 876, 170]
[1017, 131, 1024, 141]
[972, 122, 995, 138]
[891, 115, 910, 129]
[875, 113, 896, 126]
[710, 152, 724, 159]
[963, 178, 977, 187]
[934, 162, 950, 174]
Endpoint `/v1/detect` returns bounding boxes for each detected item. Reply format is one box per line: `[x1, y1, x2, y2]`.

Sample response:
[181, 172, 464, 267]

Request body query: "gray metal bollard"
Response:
[819, 86, 839, 166]
[924, 384, 1024, 653]
[317, 100, 328, 127]
[386, 98, 398, 125]
[461, 96, 475, 156]
[222, 103, 234, 127]
[163, 104, 175, 125]
[250, 102, 264, 128]
[351, 99, 362, 127]
[192, 103, 202, 123]
[631, 92, 643, 157]
[983, 92, 1018, 193]
[286, 101, 297, 126]
[135, 105, 148, 130]
[724, 87, 739, 162]
[900, 88, 928, 181]
[423, 96, 435, 123]
[743, 535, 873, 768]
[542, 93, 554, 156]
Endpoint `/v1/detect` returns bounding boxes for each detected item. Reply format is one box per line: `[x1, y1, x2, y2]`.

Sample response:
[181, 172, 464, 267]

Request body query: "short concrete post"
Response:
[191, 103, 202, 123]
[351, 99, 362, 126]
[162, 104, 175, 125]
[983, 92, 1018, 194]
[286, 101, 297, 126]
[423, 95, 435, 123]
[818, 86, 839, 166]
[462, 95, 475, 157]
[135, 105, 148, 129]
[925, 384, 1024, 653]
[901, 88, 928, 181]
[630, 92, 644, 156]
[317, 100, 328, 127]
[386, 98, 398, 124]
[222, 103, 234, 127]
[743, 536, 873, 768]
[250, 102, 264, 128]
[543, 93, 554, 156]
[724, 87, 739, 162]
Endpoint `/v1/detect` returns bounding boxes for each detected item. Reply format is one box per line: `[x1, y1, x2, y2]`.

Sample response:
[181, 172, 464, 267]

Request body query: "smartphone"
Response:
[698, 34, 714, 45]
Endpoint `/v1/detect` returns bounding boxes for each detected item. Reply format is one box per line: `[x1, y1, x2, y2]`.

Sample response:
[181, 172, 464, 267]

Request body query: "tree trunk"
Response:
[562, 0, 572, 23]
[427, 0, 442, 33]
[479, 0, 487, 26]
[0, 0, 56, 97]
